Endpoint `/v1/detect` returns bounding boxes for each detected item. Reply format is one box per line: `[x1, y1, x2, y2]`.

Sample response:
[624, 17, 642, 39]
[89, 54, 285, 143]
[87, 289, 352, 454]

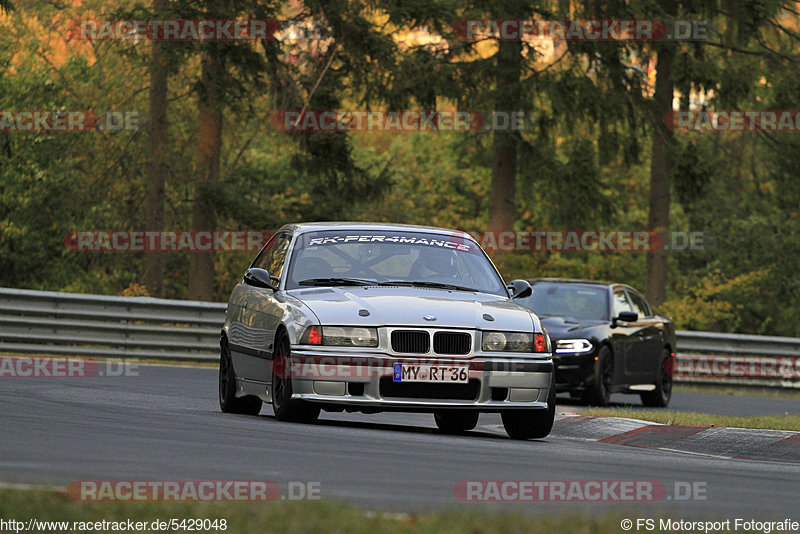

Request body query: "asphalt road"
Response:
[560, 389, 800, 417]
[1, 364, 799, 518]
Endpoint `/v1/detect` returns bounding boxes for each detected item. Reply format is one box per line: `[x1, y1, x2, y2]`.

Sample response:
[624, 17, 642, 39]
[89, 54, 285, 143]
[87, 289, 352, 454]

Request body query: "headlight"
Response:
[482, 331, 548, 353]
[555, 338, 593, 354]
[299, 326, 378, 347]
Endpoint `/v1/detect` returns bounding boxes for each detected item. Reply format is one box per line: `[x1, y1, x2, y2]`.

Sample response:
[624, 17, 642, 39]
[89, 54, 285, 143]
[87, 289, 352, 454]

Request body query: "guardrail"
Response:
[1, 287, 798, 388]
[672, 331, 800, 389]
[0, 287, 224, 361]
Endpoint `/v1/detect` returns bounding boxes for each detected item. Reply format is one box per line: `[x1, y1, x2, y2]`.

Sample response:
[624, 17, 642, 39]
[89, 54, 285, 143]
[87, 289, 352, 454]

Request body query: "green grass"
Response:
[674, 384, 800, 400]
[582, 408, 800, 431]
[0, 488, 652, 534]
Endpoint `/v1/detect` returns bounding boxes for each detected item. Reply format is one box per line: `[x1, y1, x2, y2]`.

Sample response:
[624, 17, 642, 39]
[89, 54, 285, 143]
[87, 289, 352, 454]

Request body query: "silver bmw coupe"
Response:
[219, 222, 555, 439]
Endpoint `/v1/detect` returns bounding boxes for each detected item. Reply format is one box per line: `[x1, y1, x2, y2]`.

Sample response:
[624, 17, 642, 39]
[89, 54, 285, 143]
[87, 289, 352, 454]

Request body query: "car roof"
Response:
[526, 277, 642, 293]
[527, 277, 611, 286]
[279, 221, 473, 238]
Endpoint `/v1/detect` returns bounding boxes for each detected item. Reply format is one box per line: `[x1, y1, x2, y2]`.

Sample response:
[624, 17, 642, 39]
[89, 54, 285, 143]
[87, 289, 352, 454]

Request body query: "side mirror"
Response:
[612, 310, 638, 327]
[507, 279, 532, 299]
[244, 268, 278, 290]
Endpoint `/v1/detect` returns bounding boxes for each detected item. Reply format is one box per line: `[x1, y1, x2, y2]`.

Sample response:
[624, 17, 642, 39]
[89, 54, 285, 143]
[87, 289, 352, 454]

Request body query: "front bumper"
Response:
[285, 347, 554, 412]
[553, 350, 596, 392]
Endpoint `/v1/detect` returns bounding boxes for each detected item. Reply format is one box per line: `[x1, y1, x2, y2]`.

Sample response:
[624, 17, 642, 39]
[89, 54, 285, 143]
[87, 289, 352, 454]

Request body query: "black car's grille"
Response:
[379, 378, 480, 400]
[391, 330, 430, 354]
[433, 332, 471, 355]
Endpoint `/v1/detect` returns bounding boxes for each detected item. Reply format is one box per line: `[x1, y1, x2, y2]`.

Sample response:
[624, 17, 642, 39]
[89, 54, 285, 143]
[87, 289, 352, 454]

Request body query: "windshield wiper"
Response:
[381, 280, 477, 292]
[298, 277, 378, 287]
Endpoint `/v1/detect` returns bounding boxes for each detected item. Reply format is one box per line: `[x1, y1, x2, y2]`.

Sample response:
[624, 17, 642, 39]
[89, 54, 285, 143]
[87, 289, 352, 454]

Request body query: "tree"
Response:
[645, 0, 678, 306]
[488, 39, 523, 232]
[187, 41, 223, 301]
[143, 0, 169, 297]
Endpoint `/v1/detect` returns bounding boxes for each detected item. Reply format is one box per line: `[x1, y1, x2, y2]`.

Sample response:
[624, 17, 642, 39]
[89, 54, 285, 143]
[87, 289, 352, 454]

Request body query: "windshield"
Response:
[517, 283, 609, 321]
[285, 230, 507, 296]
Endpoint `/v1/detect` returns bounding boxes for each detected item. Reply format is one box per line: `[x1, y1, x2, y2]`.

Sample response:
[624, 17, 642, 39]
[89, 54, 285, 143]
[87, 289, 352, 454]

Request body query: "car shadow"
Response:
[556, 394, 650, 410]
[257, 412, 541, 441]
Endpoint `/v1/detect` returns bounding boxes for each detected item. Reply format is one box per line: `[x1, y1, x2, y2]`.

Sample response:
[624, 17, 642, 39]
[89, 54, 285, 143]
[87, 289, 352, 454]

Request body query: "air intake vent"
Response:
[380, 378, 480, 400]
[391, 330, 430, 354]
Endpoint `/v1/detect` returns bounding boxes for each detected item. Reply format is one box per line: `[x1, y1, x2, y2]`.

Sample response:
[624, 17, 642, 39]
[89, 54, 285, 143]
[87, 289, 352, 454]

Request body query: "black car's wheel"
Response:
[585, 345, 613, 406]
[640, 349, 673, 407]
[501, 377, 556, 440]
[434, 410, 479, 433]
[219, 339, 262, 415]
[271, 331, 320, 423]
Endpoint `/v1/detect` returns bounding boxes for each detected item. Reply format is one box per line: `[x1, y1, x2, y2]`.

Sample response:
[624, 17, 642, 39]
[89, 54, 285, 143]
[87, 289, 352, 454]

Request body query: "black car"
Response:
[516, 278, 676, 407]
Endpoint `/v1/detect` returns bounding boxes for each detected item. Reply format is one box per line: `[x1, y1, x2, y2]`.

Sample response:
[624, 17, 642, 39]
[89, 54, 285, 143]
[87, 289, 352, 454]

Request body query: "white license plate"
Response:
[392, 363, 468, 383]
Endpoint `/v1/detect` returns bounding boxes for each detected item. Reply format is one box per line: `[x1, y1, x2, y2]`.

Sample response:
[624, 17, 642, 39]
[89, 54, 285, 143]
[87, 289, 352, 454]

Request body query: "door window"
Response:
[612, 289, 634, 317]
[252, 233, 292, 277]
[627, 290, 651, 318]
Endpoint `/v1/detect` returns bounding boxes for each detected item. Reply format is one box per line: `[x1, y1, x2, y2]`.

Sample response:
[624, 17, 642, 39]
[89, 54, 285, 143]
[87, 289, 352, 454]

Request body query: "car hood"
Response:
[540, 316, 607, 339]
[288, 286, 538, 331]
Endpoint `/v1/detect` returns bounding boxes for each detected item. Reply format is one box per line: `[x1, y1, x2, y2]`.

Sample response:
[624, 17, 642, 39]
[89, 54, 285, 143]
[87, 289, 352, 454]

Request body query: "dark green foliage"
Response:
[2, 0, 800, 334]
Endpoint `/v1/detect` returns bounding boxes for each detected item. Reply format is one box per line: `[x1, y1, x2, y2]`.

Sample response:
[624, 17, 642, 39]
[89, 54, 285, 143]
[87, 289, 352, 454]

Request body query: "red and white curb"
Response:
[551, 415, 800, 463]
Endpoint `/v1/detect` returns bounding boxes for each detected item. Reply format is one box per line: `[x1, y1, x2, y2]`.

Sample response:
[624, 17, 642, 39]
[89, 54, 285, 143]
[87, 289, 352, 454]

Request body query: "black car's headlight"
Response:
[300, 326, 378, 347]
[555, 338, 593, 354]
[482, 331, 548, 353]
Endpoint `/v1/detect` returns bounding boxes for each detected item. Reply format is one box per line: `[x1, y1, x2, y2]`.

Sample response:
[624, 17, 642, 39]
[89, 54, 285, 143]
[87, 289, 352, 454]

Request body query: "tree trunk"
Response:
[188, 45, 223, 301]
[143, 0, 168, 297]
[488, 39, 522, 233]
[645, 45, 676, 307]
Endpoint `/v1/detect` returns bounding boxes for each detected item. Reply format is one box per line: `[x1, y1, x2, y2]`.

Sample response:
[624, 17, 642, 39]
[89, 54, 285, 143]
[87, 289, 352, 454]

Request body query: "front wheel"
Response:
[434, 410, 479, 433]
[271, 332, 320, 423]
[501, 377, 556, 440]
[640, 349, 673, 407]
[219, 339, 262, 415]
[585, 345, 613, 406]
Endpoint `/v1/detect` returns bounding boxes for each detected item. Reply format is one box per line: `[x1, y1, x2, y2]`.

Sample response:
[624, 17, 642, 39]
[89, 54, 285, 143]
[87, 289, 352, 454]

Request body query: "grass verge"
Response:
[582, 408, 800, 431]
[1, 488, 642, 534]
[674, 384, 800, 400]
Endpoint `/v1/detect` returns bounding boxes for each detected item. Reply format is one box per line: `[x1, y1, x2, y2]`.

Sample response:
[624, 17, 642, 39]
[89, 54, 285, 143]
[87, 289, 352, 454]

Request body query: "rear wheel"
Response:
[585, 345, 613, 406]
[271, 331, 320, 423]
[641, 349, 673, 407]
[219, 339, 262, 415]
[434, 410, 479, 433]
[501, 377, 556, 440]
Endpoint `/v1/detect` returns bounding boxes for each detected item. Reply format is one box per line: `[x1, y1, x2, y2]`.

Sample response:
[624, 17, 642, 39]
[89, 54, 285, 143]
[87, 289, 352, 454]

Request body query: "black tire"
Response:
[271, 331, 320, 423]
[585, 345, 613, 406]
[640, 349, 673, 407]
[433, 410, 479, 433]
[501, 376, 556, 440]
[219, 339, 262, 415]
